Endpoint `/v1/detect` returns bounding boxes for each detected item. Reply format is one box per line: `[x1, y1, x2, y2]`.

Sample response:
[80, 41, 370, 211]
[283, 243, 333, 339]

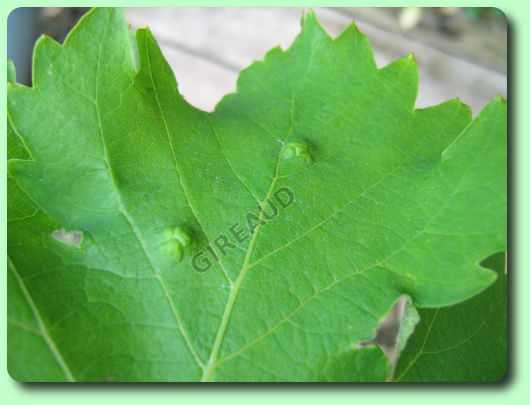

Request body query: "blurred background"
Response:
[8, 7, 506, 115]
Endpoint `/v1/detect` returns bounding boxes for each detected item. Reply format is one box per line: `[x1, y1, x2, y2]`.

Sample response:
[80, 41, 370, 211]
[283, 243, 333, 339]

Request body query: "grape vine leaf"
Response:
[7, 8, 506, 382]
[394, 252, 507, 382]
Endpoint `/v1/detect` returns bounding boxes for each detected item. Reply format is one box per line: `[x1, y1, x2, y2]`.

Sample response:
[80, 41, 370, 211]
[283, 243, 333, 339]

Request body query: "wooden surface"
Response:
[124, 7, 507, 115]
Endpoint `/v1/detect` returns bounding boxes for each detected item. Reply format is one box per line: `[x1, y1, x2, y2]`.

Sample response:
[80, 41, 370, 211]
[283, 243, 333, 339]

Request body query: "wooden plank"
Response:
[330, 7, 507, 73]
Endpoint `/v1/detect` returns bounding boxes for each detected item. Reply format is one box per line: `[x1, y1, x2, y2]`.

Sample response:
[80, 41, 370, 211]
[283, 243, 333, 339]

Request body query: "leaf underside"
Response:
[395, 252, 507, 382]
[7, 8, 506, 382]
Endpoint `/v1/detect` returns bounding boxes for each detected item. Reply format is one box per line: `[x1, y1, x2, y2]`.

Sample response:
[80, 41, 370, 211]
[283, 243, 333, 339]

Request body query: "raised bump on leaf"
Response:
[164, 226, 192, 247]
[282, 140, 311, 161]
[160, 226, 192, 262]
[161, 239, 184, 263]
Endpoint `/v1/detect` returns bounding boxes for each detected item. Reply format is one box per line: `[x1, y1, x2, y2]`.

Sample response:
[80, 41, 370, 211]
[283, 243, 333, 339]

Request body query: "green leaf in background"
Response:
[394, 252, 507, 382]
[7, 8, 506, 382]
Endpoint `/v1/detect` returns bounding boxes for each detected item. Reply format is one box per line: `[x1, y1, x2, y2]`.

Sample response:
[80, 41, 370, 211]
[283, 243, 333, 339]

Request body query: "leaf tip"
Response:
[495, 93, 507, 103]
[300, 8, 329, 39]
[444, 96, 472, 117]
[303, 8, 318, 24]
[378, 53, 419, 109]
[7, 59, 16, 83]
[31, 34, 63, 89]
[135, 27, 160, 60]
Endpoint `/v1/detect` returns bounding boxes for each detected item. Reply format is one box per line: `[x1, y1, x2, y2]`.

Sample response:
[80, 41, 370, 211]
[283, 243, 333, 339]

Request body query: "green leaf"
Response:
[7, 59, 16, 83]
[395, 296, 421, 361]
[394, 252, 507, 382]
[7, 8, 506, 382]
